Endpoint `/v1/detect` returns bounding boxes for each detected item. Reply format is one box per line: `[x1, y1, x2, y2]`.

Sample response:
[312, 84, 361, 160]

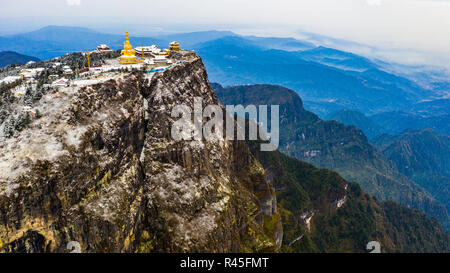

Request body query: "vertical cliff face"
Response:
[215, 84, 449, 232]
[0, 57, 280, 252]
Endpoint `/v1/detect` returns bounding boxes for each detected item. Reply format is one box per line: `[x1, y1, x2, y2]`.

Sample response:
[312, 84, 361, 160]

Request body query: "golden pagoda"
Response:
[119, 31, 138, 64]
[169, 41, 181, 51]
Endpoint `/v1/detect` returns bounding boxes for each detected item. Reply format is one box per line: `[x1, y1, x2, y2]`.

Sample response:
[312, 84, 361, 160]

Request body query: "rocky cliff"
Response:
[0, 57, 280, 252]
[215, 84, 449, 231]
[249, 142, 449, 253]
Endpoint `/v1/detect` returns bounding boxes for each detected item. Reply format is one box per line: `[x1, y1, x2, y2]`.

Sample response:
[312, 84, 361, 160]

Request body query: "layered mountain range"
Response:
[2, 25, 449, 120]
[215, 84, 449, 231]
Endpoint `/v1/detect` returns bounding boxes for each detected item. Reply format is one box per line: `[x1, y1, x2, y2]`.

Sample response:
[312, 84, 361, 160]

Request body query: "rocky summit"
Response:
[0, 56, 280, 253]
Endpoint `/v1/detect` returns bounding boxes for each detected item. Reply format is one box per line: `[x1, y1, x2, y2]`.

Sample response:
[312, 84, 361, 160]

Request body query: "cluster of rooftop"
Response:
[0, 30, 196, 98]
[119, 31, 187, 68]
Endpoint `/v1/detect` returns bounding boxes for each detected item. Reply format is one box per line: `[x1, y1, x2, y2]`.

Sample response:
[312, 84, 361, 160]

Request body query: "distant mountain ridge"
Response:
[0, 26, 316, 62]
[0, 26, 164, 60]
[155, 30, 237, 47]
[295, 46, 378, 72]
[197, 36, 432, 116]
[0, 51, 40, 68]
[412, 99, 450, 117]
[371, 111, 450, 136]
[1, 25, 446, 119]
[327, 109, 386, 139]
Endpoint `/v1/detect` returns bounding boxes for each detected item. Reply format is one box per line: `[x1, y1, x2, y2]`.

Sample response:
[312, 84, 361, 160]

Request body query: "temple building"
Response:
[96, 44, 113, 54]
[154, 55, 169, 65]
[155, 48, 170, 56]
[135, 45, 162, 57]
[119, 31, 138, 64]
[170, 41, 181, 51]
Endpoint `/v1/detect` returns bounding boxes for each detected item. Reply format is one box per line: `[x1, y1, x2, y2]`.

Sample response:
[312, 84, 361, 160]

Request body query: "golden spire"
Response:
[120, 30, 138, 64]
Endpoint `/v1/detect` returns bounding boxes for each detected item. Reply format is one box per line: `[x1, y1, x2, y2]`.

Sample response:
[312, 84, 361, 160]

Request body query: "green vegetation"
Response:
[373, 129, 450, 229]
[327, 109, 386, 139]
[216, 83, 449, 231]
[249, 141, 449, 253]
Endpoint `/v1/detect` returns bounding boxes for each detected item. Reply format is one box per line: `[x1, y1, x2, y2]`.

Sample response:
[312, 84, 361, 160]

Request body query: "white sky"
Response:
[1, 0, 450, 66]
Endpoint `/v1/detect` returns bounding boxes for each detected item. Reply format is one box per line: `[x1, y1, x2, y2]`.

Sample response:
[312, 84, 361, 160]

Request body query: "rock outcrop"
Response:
[0, 57, 280, 252]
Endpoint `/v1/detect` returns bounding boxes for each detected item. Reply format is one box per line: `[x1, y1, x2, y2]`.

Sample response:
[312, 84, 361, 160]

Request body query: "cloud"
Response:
[66, 0, 81, 6]
[366, 0, 381, 6]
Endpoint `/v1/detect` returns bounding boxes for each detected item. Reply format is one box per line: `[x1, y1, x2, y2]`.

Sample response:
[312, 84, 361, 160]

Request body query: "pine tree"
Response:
[24, 88, 33, 106]
[3, 118, 14, 138]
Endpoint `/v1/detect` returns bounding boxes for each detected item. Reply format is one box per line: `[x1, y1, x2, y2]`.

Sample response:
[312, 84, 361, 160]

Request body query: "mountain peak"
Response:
[0, 51, 40, 68]
[35, 25, 99, 33]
